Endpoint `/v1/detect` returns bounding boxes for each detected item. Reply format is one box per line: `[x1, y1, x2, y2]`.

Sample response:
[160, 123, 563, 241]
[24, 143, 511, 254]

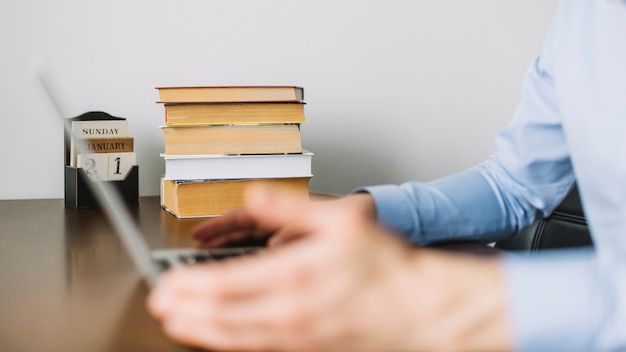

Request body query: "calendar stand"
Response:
[64, 111, 139, 209]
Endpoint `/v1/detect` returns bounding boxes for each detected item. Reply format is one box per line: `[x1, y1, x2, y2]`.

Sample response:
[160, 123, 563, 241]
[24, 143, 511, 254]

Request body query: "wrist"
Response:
[403, 250, 513, 351]
[346, 192, 377, 221]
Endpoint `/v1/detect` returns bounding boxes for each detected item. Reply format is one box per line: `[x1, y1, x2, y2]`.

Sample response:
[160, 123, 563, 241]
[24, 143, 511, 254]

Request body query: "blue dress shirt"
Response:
[358, 1, 626, 350]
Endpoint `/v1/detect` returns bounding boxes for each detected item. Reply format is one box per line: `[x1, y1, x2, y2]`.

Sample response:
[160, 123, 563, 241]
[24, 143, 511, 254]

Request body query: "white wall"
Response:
[0, 0, 559, 199]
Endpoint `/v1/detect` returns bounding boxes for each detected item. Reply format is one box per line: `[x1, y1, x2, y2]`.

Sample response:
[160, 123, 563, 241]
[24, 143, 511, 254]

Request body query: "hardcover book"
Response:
[156, 86, 304, 104]
[163, 102, 307, 126]
[161, 177, 311, 218]
[161, 151, 313, 181]
[160, 124, 302, 155]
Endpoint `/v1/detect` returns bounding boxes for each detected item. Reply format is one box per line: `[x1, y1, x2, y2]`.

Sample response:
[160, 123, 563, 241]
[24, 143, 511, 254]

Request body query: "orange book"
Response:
[163, 102, 306, 126]
[160, 124, 302, 155]
[161, 177, 311, 218]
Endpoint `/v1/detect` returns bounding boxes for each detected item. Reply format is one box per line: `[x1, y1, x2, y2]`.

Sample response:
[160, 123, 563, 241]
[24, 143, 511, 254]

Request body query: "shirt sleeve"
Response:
[355, 1, 574, 246]
[356, 166, 540, 245]
[354, 2, 626, 350]
[355, 56, 574, 245]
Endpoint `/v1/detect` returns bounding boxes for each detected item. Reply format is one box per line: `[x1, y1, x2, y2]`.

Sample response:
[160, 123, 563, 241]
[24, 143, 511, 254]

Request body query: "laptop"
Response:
[39, 72, 262, 288]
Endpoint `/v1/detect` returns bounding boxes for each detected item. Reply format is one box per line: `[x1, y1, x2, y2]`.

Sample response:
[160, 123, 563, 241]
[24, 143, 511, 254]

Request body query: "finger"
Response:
[150, 276, 278, 328]
[161, 314, 275, 352]
[267, 226, 306, 248]
[193, 184, 317, 247]
[171, 293, 307, 351]
[192, 209, 275, 248]
[245, 184, 374, 243]
[192, 209, 257, 240]
[154, 259, 318, 352]
[148, 249, 314, 350]
[155, 279, 289, 332]
[152, 243, 311, 305]
[196, 230, 252, 248]
[243, 183, 316, 233]
[196, 229, 274, 249]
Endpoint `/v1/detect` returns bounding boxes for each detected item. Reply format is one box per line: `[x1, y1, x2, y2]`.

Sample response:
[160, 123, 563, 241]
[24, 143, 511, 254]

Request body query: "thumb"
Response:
[243, 181, 311, 231]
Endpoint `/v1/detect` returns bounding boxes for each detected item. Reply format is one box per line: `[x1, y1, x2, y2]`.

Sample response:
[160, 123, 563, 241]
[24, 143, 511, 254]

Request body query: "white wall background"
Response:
[0, 0, 559, 199]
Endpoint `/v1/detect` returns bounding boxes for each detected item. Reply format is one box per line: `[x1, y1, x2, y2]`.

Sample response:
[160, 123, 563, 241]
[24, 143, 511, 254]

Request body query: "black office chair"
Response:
[494, 184, 593, 253]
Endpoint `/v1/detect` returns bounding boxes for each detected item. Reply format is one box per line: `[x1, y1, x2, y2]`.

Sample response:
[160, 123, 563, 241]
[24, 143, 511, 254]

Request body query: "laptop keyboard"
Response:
[154, 258, 172, 271]
[152, 247, 262, 272]
[179, 250, 252, 264]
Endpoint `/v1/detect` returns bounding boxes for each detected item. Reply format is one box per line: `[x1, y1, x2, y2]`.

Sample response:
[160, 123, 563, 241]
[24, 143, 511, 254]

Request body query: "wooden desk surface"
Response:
[0, 197, 206, 352]
[0, 196, 500, 352]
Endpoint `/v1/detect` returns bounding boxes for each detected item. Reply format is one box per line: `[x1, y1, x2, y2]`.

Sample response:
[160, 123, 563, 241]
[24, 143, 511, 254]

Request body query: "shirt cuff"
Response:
[353, 184, 422, 240]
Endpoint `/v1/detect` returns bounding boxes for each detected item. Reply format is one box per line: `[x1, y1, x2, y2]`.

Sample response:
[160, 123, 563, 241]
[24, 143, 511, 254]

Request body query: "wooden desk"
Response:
[0, 197, 206, 352]
[0, 196, 500, 352]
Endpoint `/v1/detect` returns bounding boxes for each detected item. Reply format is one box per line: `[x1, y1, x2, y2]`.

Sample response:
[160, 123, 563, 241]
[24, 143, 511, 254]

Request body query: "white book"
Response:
[161, 151, 313, 180]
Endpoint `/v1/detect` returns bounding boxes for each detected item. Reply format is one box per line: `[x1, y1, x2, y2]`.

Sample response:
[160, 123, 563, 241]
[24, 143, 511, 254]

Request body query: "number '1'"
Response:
[114, 157, 121, 174]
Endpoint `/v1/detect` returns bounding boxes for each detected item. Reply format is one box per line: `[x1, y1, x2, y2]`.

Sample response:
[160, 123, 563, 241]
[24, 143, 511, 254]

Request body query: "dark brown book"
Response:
[156, 86, 304, 104]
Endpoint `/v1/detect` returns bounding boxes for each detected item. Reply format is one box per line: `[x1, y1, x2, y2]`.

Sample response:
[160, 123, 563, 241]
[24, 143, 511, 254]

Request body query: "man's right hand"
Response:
[192, 186, 377, 249]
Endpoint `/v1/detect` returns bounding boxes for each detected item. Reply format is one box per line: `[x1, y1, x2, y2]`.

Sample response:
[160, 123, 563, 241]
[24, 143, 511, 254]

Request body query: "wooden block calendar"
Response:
[64, 111, 139, 209]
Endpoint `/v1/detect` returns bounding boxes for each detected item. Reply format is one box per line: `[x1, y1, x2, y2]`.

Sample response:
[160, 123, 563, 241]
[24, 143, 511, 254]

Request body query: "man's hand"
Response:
[147, 184, 512, 351]
[192, 187, 377, 248]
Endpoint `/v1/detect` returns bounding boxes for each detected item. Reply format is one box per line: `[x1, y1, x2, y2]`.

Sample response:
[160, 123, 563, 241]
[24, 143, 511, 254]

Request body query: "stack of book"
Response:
[155, 86, 313, 218]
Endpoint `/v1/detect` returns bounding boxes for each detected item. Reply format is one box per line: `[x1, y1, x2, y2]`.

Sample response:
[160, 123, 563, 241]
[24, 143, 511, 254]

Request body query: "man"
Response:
[147, 1, 626, 351]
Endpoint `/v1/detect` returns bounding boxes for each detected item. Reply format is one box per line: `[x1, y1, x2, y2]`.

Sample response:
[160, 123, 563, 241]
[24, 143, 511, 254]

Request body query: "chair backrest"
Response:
[494, 185, 593, 253]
